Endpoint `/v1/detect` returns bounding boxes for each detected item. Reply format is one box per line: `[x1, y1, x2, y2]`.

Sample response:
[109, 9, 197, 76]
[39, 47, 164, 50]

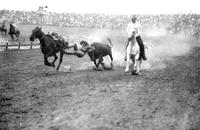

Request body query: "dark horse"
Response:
[8, 23, 20, 40]
[0, 24, 7, 35]
[29, 27, 83, 71]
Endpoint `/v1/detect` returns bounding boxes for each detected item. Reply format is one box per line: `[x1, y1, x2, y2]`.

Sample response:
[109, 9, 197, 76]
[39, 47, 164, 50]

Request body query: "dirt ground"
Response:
[0, 27, 200, 130]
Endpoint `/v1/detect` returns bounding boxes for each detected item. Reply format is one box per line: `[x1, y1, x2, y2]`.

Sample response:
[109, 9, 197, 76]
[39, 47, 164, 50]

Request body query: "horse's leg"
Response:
[56, 51, 64, 72]
[51, 53, 58, 68]
[16, 34, 19, 40]
[130, 55, 136, 71]
[125, 53, 130, 73]
[16, 34, 18, 40]
[45, 52, 57, 68]
[136, 59, 142, 74]
[134, 56, 138, 72]
[10, 34, 14, 40]
[44, 55, 51, 66]
[93, 60, 98, 68]
[131, 55, 141, 75]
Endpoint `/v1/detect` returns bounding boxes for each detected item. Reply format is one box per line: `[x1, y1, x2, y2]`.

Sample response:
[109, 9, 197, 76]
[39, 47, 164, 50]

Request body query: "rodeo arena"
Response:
[0, 5, 200, 130]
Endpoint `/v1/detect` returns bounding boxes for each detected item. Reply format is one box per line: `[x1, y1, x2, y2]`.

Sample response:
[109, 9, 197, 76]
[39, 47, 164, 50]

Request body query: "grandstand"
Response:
[0, 9, 200, 37]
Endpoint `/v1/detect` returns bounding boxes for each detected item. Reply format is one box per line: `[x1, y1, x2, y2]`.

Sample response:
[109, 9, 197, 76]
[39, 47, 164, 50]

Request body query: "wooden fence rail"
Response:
[0, 42, 40, 51]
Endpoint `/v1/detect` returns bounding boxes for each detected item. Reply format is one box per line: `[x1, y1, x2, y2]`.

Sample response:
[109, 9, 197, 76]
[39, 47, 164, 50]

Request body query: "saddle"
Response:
[47, 33, 69, 50]
[51, 32, 64, 41]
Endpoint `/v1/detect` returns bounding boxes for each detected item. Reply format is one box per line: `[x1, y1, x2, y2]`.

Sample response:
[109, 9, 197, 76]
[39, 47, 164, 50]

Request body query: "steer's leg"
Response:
[109, 53, 114, 68]
[97, 56, 103, 68]
[100, 58, 106, 69]
[93, 59, 103, 71]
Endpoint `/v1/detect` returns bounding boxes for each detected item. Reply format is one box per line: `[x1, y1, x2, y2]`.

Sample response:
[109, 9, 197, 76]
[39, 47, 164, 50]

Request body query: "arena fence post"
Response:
[30, 42, 33, 50]
[6, 42, 8, 51]
[18, 42, 20, 50]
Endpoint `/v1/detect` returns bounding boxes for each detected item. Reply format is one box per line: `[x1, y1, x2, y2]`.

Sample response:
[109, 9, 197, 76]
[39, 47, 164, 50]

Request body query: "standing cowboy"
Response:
[125, 16, 147, 61]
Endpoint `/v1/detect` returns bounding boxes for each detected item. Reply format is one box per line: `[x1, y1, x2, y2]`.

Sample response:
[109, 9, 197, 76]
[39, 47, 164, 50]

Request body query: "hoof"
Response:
[51, 63, 55, 67]
[56, 68, 59, 72]
[131, 70, 139, 75]
[93, 67, 102, 71]
[143, 56, 147, 60]
[125, 69, 129, 73]
[44, 62, 51, 67]
[104, 67, 112, 70]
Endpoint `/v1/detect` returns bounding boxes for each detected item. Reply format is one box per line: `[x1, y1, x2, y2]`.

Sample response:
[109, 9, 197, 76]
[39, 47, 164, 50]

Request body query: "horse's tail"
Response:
[106, 37, 113, 47]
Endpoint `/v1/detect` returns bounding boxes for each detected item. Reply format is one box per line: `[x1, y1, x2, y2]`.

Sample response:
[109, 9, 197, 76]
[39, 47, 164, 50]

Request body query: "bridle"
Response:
[32, 30, 45, 40]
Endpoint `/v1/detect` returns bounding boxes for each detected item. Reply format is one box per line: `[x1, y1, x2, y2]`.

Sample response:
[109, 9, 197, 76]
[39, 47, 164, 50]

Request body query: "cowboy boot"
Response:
[140, 47, 147, 60]
[136, 36, 147, 60]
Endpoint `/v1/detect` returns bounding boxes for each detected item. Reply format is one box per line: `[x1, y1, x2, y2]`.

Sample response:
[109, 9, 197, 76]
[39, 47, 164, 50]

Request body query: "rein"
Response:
[36, 31, 46, 41]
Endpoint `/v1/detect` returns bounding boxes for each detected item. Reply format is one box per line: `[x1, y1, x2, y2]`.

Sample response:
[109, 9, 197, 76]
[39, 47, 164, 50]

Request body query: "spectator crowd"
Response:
[1, 9, 200, 38]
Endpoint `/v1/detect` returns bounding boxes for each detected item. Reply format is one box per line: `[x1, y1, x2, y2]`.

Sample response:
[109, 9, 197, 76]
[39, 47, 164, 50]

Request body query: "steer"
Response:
[79, 38, 113, 70]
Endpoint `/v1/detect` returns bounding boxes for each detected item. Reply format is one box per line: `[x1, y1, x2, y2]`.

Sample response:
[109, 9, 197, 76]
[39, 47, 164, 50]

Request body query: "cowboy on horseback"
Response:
[1, 21, 6, 28]
[125, 16, 147, 61]
[0, 20, 7, 35]
[10, 21, 19, 31]
[30, 27, 83, 71]
[46, 32, 60, 50]
[8, 21, 20, 40]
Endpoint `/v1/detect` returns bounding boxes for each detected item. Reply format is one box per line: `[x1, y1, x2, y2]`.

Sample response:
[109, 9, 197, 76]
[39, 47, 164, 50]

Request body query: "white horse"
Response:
[125, 33, 142, 75]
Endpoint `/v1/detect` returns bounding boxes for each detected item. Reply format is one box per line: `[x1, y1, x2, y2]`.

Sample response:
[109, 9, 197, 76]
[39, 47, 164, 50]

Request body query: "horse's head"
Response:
[29, 27, 44, 41]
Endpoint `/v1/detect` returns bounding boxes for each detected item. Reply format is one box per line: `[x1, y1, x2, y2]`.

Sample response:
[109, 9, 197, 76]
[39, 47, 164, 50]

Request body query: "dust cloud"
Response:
[76, 27, 199, 71]
[113, 27, 199, 70]
[141, 27, 199, 70]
